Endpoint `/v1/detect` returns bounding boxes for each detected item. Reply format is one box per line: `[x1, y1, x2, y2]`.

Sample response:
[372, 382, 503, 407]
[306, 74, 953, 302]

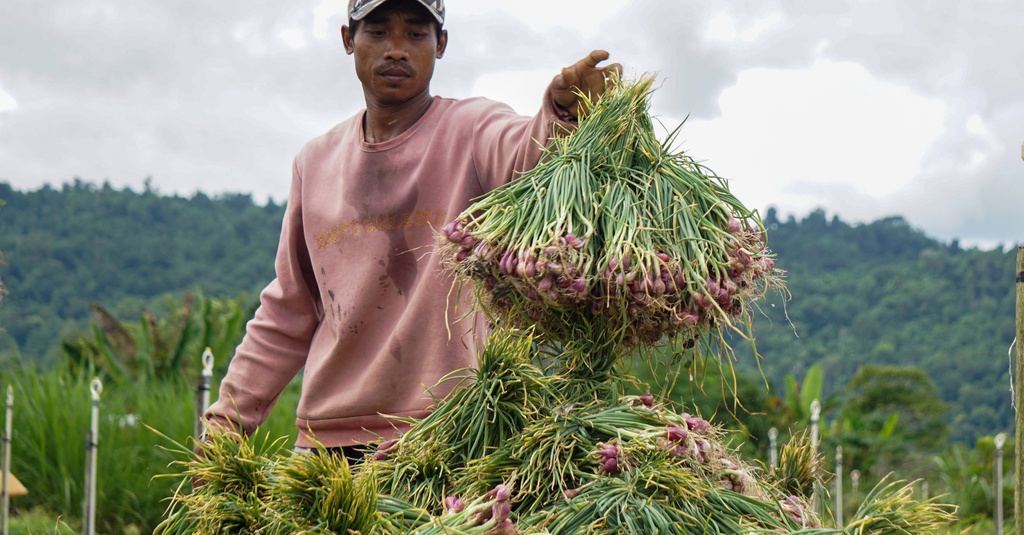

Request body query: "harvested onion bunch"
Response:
[439, 74, 781, 358]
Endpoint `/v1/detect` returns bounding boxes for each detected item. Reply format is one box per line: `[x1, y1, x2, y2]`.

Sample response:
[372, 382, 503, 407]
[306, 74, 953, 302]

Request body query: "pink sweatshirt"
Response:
[206, 89, 573, 447]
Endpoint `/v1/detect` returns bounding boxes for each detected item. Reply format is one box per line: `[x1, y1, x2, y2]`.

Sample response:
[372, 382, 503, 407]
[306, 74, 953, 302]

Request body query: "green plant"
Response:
[60, 291, 255, 385]
[1, 362, 301, 533]
[6, 506, 77, 535]
[932, 436, 1010, 526]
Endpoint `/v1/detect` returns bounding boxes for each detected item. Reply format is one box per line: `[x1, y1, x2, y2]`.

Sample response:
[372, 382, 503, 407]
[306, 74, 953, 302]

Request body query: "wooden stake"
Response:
[1015, 246, 1023, 535]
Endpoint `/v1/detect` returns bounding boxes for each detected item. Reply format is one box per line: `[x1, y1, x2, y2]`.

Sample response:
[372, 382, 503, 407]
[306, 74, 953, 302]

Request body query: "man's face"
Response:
[342, 0, 447, 108]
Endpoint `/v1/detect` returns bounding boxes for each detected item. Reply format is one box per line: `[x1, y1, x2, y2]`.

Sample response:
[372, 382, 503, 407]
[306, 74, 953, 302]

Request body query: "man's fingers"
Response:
[583, 49, 610, 68]
[552, 50, 621, 116]
[559, 65, 578, 89]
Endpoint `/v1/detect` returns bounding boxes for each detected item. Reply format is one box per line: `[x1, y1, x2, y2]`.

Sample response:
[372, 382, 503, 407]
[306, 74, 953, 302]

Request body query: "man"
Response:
[203, 0, 621, 458]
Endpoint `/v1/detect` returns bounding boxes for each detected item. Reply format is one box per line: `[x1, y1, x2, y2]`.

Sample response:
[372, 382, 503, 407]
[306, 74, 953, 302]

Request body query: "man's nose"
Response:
[384, 38, 409, 61]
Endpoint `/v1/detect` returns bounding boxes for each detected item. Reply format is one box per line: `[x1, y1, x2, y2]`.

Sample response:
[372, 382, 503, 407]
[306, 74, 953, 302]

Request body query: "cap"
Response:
[348, 0, 445, 25]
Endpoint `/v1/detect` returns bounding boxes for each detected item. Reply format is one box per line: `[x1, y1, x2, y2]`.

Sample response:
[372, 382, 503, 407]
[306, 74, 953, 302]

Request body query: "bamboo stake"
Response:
[1, 386, 11, 535]
[1015, 246, 1023, 535]
[835, 446, 844, 528]
[83, 378, 102, 535]
[810, 399, 821, 515]
[194, 348, 215, 442]
[997, 433, 1005, 535]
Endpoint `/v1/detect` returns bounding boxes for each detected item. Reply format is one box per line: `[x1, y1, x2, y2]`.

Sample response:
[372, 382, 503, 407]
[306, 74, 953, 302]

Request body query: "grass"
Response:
[1, 362, 301, 534]
[5, 506, 77, 535]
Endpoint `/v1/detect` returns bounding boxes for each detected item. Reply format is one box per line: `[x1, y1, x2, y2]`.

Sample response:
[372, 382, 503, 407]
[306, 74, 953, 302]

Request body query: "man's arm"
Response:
[203, 158, 320, 438]
[468, 50, 622, 191]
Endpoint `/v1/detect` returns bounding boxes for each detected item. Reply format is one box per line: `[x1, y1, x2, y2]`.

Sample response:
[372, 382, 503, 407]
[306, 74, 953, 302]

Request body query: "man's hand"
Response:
[552, 50, 623, 118]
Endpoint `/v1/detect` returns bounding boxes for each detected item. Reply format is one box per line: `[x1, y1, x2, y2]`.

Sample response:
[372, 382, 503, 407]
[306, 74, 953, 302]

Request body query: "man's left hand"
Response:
[552, 50, 622, 118]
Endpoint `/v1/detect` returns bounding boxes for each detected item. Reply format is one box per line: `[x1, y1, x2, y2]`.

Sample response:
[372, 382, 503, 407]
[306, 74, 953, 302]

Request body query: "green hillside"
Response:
[737, 208, 1015, 443]
[0, 181, 1016, 443]
[0, 180, 282, 360]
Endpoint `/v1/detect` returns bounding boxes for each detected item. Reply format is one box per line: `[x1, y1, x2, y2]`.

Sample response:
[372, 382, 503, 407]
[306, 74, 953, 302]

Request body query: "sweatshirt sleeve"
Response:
[470, 83, 577, 192]
[204, 159, 321, 437]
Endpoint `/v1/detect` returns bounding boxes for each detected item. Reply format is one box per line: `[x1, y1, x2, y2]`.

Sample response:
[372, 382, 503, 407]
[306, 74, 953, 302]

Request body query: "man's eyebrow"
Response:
[362, 12, 432, 26]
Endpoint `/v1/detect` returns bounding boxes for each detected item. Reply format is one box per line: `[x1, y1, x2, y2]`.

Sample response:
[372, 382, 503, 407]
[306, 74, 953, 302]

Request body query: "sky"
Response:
[0, 0, 1021, 248]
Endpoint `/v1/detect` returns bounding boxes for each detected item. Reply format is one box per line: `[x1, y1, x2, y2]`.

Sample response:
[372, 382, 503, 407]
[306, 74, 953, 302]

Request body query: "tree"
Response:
[832, 364, 948, 477]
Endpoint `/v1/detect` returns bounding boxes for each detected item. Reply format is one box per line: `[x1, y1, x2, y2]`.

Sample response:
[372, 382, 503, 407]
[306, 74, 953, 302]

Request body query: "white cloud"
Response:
[452, 0, 618, 38]
[705, 10, 784, 44]
[0, 87, 16, 114]
[279, 27, 308, 49]
[679, 59, 947, 215]
[469, 69, 554, 115]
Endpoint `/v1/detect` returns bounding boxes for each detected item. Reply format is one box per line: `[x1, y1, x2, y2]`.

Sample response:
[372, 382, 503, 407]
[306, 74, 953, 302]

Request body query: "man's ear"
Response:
[341, 25, 354, 54]
[436, 29, 448, 59]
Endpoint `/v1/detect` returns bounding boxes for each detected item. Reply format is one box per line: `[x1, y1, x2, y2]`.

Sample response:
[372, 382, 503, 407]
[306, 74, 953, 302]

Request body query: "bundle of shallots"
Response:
[439, 74, 781, 357]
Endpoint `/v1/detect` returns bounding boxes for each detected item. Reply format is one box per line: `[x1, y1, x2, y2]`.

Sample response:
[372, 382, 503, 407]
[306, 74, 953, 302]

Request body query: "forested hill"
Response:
[746, 208, 1016, 443]
[0, 180, 283, 358]
[0, 181, 1017, 442]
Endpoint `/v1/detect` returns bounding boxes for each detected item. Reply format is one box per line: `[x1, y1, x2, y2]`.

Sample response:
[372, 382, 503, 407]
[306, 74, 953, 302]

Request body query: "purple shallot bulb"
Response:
[596, 443, 619, 459]
[492, 484, 512, 502]
[491, 519, 518, 535]
[373, 438, 399, 460]
[693, 293, 713, 309]
[442, 219, 459, 237]
[524, 260, 537, 278]
[601, 457, 619, 474]
[444, 495, 465, 514]
[727, 217, 742, 234]
[666, 426, 688, 443]
[492, 501, 512, 524]
[686, 417, 711, 435]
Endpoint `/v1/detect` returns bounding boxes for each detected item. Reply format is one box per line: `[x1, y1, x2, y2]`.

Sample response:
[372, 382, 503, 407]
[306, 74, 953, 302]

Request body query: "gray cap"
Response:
[348, 0, 445, 25]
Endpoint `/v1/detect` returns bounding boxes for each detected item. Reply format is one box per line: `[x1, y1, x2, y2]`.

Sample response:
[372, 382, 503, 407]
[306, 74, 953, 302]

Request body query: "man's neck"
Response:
[363, 93, 435, 143]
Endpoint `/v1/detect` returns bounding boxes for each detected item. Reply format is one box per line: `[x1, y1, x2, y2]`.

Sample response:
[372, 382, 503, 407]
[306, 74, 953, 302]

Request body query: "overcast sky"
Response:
[1, 0, 1021, 248]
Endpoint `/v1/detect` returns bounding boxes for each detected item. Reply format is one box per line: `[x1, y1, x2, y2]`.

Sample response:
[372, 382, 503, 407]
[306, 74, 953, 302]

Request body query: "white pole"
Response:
[996, 433, 1005, 535]
[83, 378, 102, 535]
[1, 386, 12, 535]
[835, 446, 844, 528]
[810, 400, 821, 515]
[194, 348, 215, 442]
[768, 427, 778, 469]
